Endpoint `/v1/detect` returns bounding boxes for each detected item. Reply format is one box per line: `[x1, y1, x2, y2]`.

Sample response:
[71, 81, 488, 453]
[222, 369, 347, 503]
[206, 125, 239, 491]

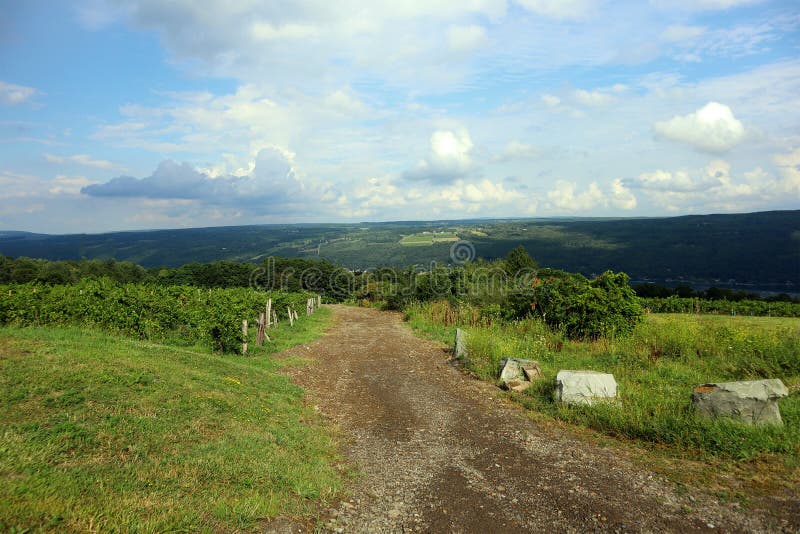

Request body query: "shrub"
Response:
[530, 269, 643, 339]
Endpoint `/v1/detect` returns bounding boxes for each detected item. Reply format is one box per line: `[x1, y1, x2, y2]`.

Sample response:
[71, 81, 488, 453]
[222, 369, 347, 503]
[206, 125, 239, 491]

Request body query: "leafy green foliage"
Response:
[504, 244, 538, 275]
[529, 269, 643, 339]
[642, 296, 800, 317]
[0, 279, 316, 353]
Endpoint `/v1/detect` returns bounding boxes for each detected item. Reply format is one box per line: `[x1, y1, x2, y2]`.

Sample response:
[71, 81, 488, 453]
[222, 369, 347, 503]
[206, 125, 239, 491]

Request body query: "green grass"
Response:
[399, 232, 460, 246]
[0, 308, 346, 532]
[406, 303, 800, 461]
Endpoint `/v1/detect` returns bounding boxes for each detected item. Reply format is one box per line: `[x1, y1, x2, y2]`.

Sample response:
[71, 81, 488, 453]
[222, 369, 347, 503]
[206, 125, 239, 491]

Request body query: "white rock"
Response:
[454, 328, 467, 359]
[692, 379, 789, 425]
[554, 370, 617, 406]
[498, 358, 541, 389]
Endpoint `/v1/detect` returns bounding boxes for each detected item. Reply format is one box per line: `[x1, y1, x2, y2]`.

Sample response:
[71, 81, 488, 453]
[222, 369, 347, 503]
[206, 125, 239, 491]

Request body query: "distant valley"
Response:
[1, 210, 798, 292]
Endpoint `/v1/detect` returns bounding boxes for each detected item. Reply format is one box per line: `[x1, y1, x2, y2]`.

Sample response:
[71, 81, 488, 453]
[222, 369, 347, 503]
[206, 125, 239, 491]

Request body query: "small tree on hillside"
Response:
[504, 245, 538, 276]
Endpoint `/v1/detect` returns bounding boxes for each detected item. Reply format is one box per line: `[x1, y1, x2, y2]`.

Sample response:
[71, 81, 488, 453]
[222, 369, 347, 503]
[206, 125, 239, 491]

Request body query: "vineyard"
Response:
[0, 278, 317, 353]
[641, 296, 800, 317]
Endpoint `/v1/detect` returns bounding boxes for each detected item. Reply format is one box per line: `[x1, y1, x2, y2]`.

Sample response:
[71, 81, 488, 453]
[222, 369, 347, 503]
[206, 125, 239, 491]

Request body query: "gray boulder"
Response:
[454, 328, 467, 360]
[498, 358, 541, 390]
[692, 379, 789, 425]
[554, 370, 617, 406]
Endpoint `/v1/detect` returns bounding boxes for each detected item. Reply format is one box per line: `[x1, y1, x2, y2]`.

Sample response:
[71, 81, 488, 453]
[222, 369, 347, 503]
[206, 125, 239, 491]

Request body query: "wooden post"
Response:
[256, 312, 269, 345]
[272, 309, 278, 326]
[294, 310, 299, 321]
[242, 320, 248, 355]
[288, 306, 294, 327]
[317, 295, 321, 308]
[266, 298, 272, 327]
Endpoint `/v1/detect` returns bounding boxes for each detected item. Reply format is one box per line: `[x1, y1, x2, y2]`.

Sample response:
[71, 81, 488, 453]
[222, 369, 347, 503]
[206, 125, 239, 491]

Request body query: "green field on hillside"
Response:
[399, 232, 460, 246]
[0, 309, 345, 532]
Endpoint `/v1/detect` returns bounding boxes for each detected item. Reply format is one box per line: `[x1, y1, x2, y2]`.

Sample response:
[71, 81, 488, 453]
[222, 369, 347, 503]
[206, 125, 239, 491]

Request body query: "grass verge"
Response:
[406, 302, 800, 521]
[405, 302, 800, 462]
[0, 307, 344, 532]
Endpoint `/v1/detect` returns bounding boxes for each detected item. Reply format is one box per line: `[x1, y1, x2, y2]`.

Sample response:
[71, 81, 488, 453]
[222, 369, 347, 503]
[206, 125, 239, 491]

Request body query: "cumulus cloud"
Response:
[610, 178, 637, 209]
[82, 148, 312, 210]
[627, 159, 787, 211]
[547, 181, 608, 212]
[404, 129, 474, 183]
[544, 179, 638, 212]
[654, 102, 746, 153]
[773, 147, 800, 194]
[0, 81, 39, 105]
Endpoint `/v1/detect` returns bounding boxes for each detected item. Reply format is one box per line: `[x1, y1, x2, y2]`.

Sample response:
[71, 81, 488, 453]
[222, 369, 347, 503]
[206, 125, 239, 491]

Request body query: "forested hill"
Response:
[1, 210, 798, 289]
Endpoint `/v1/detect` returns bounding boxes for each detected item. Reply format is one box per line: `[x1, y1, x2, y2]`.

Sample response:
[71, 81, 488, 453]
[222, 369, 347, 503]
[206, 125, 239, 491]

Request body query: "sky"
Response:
[1, 0, 799, 234]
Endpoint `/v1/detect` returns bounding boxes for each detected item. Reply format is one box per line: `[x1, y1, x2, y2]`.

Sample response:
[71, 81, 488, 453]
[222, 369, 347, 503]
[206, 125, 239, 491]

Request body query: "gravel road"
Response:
[276, 305, 779, 533]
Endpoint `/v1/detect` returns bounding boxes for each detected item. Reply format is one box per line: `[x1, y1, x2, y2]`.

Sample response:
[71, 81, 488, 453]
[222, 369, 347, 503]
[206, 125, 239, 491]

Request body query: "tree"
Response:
[530, 268, 642, 339]
[504, 245, 538, 277]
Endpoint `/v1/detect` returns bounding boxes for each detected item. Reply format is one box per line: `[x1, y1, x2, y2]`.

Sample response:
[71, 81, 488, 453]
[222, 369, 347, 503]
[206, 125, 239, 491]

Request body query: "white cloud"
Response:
[547, 181, 608, 212]
[493, 140, 539, 162]
[773, 148, 800, 195]
[541, 94, 561, 108]
[573, 89, 613, 107]
[0, 81, 39, 105]
[660, 25, 706, 43]
[628, 159, 789, 212]
[544, 179, 638, 212]
[650, 0, 765, 11]
[44, 153, 118, 170]
[81, 147, 321, 214]
[514, 0, 598, 20]
[250, 22, 319, 41]
[540, 93, 584, 118]
[610, 178, 637, 209]
[447, 25, 488, 52]
[49, 175, 96, 195]
[654, 102, 746, 153]
[404, 128, 474, 183]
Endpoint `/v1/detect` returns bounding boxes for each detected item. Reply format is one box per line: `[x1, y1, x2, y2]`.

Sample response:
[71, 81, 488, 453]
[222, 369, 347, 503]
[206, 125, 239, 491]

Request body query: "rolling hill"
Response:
[1, 210, 798, 291]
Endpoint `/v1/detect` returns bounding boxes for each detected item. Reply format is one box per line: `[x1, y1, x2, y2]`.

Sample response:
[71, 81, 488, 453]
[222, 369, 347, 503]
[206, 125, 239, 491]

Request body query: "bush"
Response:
[530, 269, 643, 340]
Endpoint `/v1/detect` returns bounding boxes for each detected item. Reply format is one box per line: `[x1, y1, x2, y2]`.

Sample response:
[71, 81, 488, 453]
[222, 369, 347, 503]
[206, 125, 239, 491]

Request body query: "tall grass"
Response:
[406, 301, 800, 460]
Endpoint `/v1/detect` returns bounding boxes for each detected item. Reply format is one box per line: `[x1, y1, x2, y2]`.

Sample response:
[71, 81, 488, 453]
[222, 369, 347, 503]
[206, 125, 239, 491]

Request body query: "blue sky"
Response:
[1, 0, 798, 233]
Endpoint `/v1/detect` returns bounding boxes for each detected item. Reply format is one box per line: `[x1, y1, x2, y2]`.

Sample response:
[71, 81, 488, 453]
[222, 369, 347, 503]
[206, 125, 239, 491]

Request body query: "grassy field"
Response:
[399, 232, 460, 246]
[406, 302, 800, 461]
[0, 308, 345, 532]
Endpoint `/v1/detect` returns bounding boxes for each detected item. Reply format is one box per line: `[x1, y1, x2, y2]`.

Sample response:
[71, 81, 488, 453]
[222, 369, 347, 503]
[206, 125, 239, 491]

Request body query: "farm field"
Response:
[399, 231, 460, 246]
[405, 303, 800, 461]
[0, 309, 344, 532]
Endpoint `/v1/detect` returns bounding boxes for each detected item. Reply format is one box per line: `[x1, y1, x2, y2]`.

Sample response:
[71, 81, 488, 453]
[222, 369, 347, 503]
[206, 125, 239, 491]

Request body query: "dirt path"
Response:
[279, 305, 771, 533]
